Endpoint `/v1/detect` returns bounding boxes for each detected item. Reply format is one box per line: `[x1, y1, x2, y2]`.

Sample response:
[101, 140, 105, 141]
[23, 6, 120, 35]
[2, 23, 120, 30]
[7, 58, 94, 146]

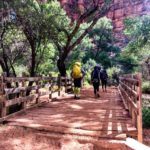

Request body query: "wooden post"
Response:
[65, 76, 67, 93]
[71, 77, 73, 91]
[21, 80, 26, 109]
[58, 75, 61, 96]
[137, 73, 143, 143]
[0, 73, 7, 117]
[49, 75, 52, 101]
[36, 81, 40, 104]
[0, 75, 4, 117]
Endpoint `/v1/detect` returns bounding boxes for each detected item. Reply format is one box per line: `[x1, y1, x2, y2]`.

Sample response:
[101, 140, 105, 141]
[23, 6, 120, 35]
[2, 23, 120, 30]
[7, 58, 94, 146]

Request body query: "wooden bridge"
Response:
[0, 73, 149, 149]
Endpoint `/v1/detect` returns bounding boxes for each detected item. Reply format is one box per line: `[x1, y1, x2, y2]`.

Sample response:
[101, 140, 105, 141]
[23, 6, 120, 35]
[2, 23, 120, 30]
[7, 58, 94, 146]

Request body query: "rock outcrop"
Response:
[60, 0, 150, 47]
[107, 0, 150, 46]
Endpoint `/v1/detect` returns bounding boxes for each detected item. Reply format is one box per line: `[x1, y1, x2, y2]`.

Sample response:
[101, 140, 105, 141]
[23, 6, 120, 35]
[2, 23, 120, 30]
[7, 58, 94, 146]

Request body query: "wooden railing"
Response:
[119, 73, 143, 143]
[0, 74, 73, 122]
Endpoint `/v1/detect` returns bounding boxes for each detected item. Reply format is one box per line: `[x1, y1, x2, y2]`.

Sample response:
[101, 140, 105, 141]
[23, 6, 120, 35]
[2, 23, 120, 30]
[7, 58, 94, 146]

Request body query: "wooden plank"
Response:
[120, 84, 138, 115]
[120, 81, 138, 99]
[118, 86, 128, 110]
[0, 101, 48, 123]
[4, 85, 42, 95]
[120, 73, 143, 143]
[35, 132, 127, 147]
[119, 77, 139, 85]
[136, 73, 143, 143]
[5, 95, 36, 107]
[5, 77, 41, 82]
[8, 121, 134, 137]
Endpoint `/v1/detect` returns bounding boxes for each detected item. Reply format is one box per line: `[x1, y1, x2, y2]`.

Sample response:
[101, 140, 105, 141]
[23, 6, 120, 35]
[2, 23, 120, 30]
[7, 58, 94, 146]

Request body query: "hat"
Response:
[75, 62, 81, 66]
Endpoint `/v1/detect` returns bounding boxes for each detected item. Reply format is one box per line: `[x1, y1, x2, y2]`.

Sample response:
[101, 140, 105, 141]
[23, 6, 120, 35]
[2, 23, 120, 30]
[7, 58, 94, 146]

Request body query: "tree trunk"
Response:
[30, 42, 36, 77]
[57, 59, 66, 77]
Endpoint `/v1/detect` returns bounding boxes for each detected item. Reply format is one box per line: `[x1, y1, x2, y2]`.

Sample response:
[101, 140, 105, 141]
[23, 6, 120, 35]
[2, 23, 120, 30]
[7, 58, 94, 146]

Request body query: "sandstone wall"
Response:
[107, 0, 150, 47]
[60, 0, 150, 47]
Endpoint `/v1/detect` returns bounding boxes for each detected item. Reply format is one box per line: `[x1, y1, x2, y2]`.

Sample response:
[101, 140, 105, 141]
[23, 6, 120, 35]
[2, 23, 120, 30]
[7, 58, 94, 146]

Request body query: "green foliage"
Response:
[118, 15, 150, 73]
[117, 51, 139, 74]
[124, 15, 150, 47]
[82, 17, 120, 68]
[0, 0, 69, 76]
[15, 65, 29, 77]
[142, 81, 150, 94]
[0, 0, 114, 77]
[66, 36, 93, 69]
[143, 107, 150, 128]
[36, 43, 57, 75]
[107, 66, 120, 79]
[83, 59, 97, 85]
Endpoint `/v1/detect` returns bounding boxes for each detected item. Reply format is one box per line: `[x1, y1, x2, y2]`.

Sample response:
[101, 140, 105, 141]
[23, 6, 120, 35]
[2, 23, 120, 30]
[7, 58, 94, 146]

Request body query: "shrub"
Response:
[143, 107, 150, 128]
[82, 59, 97, 86]
[107, 66, 120, 79]
[142, 81, 150, 94]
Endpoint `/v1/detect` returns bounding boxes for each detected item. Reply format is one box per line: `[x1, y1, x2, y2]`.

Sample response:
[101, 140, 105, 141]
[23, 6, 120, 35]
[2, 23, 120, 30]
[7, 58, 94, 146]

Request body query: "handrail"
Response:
[0, 74, 73, 122]
[119, 73, 143, 143]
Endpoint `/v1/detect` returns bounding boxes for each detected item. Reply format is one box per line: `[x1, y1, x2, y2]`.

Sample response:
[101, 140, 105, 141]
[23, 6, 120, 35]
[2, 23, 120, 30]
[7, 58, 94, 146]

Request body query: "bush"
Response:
[83, 59, 97, 86]
[107, 66, 120, 79]
[143, 107, 150, 128]
[107, 66, 120, 86]
[142, 81, 150, 94]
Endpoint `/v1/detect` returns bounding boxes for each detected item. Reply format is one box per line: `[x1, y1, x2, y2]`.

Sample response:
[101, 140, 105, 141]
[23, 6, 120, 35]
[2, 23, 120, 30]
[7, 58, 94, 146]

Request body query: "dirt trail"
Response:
[0, 87, 149, 149]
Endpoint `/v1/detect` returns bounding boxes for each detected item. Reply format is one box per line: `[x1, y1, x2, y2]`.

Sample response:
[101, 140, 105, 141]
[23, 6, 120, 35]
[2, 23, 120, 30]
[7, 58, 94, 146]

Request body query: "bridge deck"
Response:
[6, 87, 137, 141]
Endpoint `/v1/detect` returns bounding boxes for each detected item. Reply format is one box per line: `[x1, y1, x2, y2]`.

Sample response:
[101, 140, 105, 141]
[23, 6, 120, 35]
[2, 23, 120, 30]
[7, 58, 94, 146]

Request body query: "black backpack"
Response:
[91, 69, 100, 83]
[100, 70, 108, 80]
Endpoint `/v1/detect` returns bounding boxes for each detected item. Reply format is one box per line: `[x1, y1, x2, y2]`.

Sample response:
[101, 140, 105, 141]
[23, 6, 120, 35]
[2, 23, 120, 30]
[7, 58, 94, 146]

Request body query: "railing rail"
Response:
[0, 74, 73, 122]
[119, 73, 143, 143]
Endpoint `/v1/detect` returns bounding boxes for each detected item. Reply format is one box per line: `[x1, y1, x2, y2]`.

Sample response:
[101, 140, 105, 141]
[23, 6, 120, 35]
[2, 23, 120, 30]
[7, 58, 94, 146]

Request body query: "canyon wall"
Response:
[60, 0, 150, 47]
[107, 0, 150, 46]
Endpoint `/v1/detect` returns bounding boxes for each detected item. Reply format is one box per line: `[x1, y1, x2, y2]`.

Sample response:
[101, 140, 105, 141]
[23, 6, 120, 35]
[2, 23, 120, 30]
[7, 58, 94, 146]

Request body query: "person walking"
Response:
[100, 68, 108, 92]
[91, 65, 101, 98]
[71, 62, 85, 99]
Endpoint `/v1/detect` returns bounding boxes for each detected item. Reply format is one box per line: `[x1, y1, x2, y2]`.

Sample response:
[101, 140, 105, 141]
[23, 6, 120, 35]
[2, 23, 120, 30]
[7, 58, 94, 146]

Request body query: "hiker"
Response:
[100, 68, 108, 92]
[71, 62, 85, 99]
[91, 65, 101, 98]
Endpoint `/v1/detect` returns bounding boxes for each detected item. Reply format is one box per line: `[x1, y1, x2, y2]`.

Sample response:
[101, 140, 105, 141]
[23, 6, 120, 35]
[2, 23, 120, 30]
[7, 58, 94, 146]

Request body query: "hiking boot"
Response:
[76, 96, 80, 99]
[97, 94, 100, 97]
[74, 95, 77, 99]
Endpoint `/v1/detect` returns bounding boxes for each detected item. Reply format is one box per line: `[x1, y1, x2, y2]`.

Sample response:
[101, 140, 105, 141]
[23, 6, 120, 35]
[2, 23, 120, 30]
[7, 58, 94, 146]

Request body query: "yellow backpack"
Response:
[72, 62, 82, 79]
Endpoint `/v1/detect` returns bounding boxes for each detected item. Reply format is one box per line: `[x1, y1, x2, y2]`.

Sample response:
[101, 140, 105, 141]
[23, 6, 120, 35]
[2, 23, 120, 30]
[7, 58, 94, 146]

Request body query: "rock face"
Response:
[60, 0, 150, 47]
[107, 0, 150, 47]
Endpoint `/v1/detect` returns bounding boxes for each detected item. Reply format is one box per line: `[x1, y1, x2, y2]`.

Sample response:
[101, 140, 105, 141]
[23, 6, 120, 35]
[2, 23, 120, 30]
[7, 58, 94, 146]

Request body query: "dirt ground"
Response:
[0, 125, 149, 150]
[0, 88, 149, 150]
[0, 125, 129, 150]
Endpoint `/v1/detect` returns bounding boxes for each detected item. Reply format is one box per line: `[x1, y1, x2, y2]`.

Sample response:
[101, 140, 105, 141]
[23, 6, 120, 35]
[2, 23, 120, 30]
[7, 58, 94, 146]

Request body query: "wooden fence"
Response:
[119, 73, 143, 143]
[0, 74, 73, 122]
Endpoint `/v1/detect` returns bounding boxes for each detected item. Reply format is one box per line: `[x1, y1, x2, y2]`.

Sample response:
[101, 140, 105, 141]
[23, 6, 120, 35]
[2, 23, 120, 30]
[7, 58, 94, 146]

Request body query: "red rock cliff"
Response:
[60, 0, 150, 47]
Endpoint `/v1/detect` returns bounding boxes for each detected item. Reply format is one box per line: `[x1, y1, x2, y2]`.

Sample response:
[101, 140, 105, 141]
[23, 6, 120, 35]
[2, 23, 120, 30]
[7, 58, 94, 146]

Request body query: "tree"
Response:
[82, 17, 120, 68]
[0, 0, 29, 77]
[0, 25, 28, 77]
[118, 15, 150, 73]
[52, 0, 112, 76]
[2, 0, 59, 77]
[1, 0, 112, 77]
